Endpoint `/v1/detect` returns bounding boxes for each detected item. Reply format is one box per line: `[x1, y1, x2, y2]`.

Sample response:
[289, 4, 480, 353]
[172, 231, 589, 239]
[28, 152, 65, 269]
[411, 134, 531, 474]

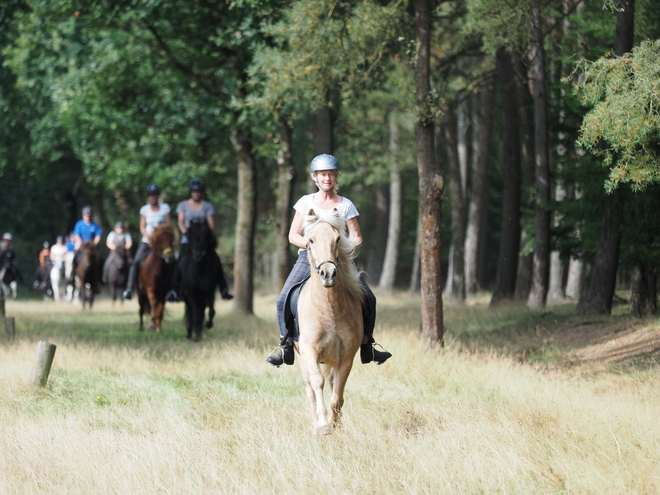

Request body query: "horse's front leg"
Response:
[147, 290, 162, 332]
[300, 354, 329, 435]
[328, 362, 353, 429]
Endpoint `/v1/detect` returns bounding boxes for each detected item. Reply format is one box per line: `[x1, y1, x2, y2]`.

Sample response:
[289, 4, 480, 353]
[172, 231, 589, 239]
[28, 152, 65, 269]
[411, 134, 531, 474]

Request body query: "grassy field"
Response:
[1, 292, 659, 494]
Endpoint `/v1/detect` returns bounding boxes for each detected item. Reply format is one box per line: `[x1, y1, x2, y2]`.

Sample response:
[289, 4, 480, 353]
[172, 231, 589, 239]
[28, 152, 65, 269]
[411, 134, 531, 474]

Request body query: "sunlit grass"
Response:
[1, 292, 659, 493]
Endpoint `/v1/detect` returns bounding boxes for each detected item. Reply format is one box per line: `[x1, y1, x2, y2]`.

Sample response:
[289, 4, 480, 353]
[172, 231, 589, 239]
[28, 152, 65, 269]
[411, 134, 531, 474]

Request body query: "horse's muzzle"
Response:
[319, 265, 337, 288]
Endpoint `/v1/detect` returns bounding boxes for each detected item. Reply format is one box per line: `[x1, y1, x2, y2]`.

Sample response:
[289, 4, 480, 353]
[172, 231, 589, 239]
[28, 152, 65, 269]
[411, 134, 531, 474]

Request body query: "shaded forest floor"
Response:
[441, 295, 660, 374]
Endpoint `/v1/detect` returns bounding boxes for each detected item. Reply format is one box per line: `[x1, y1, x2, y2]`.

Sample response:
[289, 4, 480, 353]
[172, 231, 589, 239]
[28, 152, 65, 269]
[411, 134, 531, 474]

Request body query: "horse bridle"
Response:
[306, 240, 338, 276]
[157, 247, 173, 260]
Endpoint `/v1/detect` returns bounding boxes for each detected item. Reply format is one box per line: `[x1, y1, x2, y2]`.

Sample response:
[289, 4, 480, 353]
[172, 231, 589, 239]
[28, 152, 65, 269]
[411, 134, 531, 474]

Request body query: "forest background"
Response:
[1, 0, 659, 341]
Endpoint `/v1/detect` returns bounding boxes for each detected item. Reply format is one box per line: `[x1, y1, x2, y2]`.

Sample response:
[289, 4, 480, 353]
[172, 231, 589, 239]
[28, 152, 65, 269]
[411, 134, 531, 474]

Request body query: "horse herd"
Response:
[8, 212, 373, 435]
[14, 223, 226, 343]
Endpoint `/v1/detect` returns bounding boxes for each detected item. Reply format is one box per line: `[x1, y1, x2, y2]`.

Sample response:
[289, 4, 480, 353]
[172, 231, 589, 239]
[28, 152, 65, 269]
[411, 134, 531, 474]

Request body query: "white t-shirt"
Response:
[139, 203, 171, 243]
[293, 194, 359, 220]
[50, 243, 69, 264]
[293, 194, 359, 253]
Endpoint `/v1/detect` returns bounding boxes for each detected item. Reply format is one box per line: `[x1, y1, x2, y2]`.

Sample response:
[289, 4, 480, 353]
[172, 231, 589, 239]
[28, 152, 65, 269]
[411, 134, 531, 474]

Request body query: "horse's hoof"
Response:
[204, 321, 213, 329]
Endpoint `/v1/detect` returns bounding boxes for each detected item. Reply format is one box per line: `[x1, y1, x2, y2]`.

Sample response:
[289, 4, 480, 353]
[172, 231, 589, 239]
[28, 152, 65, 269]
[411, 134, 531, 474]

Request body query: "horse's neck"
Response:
[309, 275, 352, 306]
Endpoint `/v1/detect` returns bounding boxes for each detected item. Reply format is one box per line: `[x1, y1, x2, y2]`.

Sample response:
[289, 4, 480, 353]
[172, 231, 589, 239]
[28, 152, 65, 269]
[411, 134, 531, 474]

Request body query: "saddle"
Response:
[282, 276, 309, 343]
[282, 275, 374, 344]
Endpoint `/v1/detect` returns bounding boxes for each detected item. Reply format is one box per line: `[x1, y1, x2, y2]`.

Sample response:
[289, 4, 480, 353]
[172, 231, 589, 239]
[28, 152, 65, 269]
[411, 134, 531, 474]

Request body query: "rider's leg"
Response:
[122, 243, 149, 300]
[359, 279, 392, 365]
[267, 251, 309, 367]
[165, 244, 189, 302]
[212, 250, 233, 300]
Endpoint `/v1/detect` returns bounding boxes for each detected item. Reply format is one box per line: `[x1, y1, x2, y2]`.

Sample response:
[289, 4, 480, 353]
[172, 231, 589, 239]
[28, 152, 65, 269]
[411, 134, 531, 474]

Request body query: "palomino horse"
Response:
[296, 209, 365, 435]
[75, 241, 100, 309]
[50, 251, 75, 302]
[180, 220, 218, 342]
[106, 245, 131, 304]
[138, 224, 175, 332]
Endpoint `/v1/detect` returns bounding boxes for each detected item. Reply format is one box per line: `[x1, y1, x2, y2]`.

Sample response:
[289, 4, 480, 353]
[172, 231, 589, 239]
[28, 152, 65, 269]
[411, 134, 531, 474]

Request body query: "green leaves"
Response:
[574, 39, 660, 192]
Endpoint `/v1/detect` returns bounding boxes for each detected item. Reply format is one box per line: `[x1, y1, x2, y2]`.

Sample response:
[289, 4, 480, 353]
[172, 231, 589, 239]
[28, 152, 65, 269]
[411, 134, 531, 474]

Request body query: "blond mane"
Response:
[303, 209, 365, 300]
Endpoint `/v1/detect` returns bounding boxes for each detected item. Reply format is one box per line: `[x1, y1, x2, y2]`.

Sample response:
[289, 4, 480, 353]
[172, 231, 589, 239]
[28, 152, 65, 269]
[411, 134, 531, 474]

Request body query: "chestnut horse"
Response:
[138, 224, 175, 332]
[296, 209, 365, 435]
[75, 241, 100, 309]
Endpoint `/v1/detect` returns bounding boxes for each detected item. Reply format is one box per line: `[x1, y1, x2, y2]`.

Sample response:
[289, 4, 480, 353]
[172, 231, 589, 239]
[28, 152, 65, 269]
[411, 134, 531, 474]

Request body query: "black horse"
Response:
[180, 221, 228, 342]
[0, 246, 22, 299]
[106, 245, 131, 304]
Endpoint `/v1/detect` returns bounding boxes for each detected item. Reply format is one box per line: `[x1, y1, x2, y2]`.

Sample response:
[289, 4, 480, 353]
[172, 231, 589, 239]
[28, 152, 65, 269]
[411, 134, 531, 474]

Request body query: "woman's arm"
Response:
[346, 217, 363, 249]
[288, 211, 307, 250]
[139, 215, 148, 240]
[177, 212, 186, 235]
[206, 214, 215, 232]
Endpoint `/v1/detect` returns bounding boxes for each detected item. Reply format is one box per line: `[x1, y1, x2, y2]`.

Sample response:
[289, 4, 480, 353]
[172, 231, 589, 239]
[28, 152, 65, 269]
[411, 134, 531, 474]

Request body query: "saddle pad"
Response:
[283, 275, 310, 342]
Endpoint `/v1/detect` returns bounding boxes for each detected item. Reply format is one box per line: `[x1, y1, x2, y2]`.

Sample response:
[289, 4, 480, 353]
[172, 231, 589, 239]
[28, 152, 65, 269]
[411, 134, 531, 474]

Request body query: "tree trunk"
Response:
[414, 0, 443, 348]
[578, 0, 633, 314]
[491, 48, 521, 306]
[409, 213, 421, 293]
[578, 191, 623, 314]
[564, 256, 583, 300]
[442, 104, 466, 302]
[547, 183, 566, 303]
[514, 65, 536, 301]
[465, 83, 494, 297]
[274, 112, 296, 290]
[230, 127, 257, 313]
[379, 113, 402, 291]
[309, 103, 336, 192]
[526, 8, 551, 310]
[629, 261, 657, 317]
[367, 184, 388, 283]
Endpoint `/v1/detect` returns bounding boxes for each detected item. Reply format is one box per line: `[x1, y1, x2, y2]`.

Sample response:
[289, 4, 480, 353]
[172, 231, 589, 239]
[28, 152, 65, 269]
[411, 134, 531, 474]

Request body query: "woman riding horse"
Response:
[122, 184, 171, 300]
[267, 154, 391, 367]
[165, 179, 232, 303]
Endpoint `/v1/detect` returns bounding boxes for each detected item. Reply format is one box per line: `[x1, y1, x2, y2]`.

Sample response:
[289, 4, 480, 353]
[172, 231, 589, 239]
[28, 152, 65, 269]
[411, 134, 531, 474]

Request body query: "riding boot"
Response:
[266, 336, 295, 368]
[360, 298, 392, 365]
[165, 252, 184, 302]
[122, 261, 139, 300]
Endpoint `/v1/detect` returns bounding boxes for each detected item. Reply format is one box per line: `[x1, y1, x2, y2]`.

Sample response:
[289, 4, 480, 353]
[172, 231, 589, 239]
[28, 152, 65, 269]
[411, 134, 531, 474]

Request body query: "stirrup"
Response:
[266, 347, 285, 368]
[361, 342, 392, 365]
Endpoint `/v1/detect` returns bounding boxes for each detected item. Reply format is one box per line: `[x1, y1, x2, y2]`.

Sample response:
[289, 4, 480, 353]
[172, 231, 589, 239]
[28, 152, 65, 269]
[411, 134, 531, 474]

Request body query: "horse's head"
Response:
[187, 220, 217, 263]
[79, 241, 99, 266]
[149, 224, 175, 264]
[304, 209, 349, 288]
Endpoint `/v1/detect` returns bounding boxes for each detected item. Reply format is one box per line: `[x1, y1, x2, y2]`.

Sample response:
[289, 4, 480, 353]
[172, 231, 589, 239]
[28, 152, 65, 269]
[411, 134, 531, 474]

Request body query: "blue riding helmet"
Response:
[115, 221, 125, 229]
[146, 184, 161, 196]
[81, 205, 92, 216]
[310, 154, 339, 173]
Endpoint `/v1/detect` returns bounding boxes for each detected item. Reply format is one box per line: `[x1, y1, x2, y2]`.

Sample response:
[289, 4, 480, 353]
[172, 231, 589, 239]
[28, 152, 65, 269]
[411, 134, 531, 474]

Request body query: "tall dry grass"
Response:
[1, 293, 659, 494]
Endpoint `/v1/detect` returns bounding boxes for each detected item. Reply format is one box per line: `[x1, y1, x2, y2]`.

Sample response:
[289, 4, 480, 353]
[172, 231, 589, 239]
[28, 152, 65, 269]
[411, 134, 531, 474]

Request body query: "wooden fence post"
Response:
[31, 341, 57, 387]
[5, 317, 15, 341]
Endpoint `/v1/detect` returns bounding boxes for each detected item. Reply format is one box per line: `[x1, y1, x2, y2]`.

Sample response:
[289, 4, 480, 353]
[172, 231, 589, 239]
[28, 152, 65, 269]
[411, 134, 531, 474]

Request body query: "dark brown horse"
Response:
[106, 245, 131, 304]
[138, 224, 175, 332]
[76, 241, 100, 309]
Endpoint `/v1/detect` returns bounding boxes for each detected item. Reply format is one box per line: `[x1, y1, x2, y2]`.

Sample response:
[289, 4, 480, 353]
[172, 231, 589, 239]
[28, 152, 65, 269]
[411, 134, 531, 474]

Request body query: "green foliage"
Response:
[574, 39, 660, 192]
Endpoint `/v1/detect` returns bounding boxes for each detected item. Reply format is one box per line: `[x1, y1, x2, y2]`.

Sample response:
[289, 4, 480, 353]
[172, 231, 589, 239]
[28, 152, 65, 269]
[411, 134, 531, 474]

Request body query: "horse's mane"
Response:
[187, 220, 218, 249]
[303, 209, 365, 300]
[149, 224, 174, 249]
[79, 240, 99, 260]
